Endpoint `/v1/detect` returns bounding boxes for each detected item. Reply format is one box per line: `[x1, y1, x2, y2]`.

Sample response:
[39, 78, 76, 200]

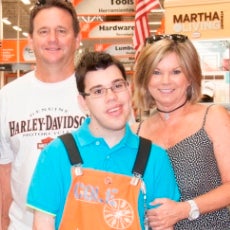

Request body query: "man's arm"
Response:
[0, 163, 12, 230]
[33, 210, 55, 230]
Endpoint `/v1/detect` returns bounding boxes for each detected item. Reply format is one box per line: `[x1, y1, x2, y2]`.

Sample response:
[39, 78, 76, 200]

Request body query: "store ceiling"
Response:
[1, 0, 165, 49]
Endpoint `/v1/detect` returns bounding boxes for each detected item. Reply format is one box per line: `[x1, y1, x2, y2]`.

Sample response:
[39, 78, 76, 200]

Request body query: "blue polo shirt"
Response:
[27, 118, 180, 229]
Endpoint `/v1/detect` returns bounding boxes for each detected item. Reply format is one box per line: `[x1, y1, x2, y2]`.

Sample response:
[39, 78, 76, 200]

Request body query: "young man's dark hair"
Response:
[75, 51, 127, 95]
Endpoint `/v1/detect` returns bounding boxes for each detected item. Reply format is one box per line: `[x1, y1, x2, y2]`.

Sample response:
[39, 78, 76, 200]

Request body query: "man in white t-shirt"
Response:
[0, 1, 86, 229]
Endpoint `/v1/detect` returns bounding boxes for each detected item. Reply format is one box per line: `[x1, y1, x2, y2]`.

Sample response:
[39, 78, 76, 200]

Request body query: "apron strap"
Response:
[59, 134, 151, 177]
[59, 133, 83, 165]
[132, 137, 151, 176]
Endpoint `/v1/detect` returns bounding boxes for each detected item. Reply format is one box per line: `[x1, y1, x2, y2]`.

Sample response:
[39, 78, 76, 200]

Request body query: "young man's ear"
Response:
[77, 94, 89, 116]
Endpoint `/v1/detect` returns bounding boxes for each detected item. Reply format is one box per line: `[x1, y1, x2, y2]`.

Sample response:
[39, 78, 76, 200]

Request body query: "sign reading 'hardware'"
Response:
[80, 21, 134, 39]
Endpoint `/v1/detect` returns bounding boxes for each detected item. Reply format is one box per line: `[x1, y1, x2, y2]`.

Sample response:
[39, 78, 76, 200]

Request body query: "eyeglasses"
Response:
[80, 80, 129, 98]
[145, 34, 188, 45]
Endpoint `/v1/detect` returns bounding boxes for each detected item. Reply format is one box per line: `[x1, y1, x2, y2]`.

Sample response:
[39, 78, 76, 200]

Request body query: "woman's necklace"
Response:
[156, 100, 187, 120]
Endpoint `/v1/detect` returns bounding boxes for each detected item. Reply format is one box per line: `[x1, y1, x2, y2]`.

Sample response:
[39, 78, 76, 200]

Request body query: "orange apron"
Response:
[59, 133, 151, 230]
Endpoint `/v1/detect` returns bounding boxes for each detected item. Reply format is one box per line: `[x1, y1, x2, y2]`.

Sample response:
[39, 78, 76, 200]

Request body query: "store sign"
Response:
[118, 56, 135, 70]
[94, 43, 135, 56]
[165, 1, 230, 39]
[73, 0, 134, 15]
[80, 21, 134, 39]
[0, 40, 35, 63]
[172, 11, 223, 38]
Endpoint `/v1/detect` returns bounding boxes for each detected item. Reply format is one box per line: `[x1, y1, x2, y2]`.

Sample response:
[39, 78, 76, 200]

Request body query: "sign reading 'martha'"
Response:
[173, 11, 224, 33]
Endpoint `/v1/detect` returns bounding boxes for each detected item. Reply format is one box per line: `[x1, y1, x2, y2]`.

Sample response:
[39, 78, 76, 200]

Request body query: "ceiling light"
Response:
[21, 0, 31, 5]
[2, 18, 12, 25]
[22, 32, 29, 37]
[12, 26, 22, 31]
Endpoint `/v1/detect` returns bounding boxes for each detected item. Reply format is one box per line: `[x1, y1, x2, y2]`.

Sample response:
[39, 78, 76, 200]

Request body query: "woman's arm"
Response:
[148, 105, 230, 229]
[197, 105, 230, 212]
[33, 210, 55, 230]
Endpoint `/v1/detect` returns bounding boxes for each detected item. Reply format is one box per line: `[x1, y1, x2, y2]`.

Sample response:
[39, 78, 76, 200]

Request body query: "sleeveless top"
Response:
[137, 105, 230, 230]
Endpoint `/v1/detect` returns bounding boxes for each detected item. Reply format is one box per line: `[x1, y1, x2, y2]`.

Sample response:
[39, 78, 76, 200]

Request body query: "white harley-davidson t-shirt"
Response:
[0, 71, 86, 229]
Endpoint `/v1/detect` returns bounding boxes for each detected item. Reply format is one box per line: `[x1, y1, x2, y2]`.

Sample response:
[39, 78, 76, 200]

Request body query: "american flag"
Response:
[133, 0, 160, 57]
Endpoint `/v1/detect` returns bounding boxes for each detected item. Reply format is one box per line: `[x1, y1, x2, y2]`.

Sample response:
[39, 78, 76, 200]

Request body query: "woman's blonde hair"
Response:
[133, 36, 202, 110]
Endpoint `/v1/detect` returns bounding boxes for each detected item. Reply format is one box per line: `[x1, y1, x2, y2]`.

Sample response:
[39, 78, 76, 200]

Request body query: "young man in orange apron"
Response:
[27, 51, 180, 230]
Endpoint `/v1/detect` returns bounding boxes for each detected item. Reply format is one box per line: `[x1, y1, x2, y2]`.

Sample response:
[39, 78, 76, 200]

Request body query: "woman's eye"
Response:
[153, 70, 161, 75]
[173, 70, 181, 75]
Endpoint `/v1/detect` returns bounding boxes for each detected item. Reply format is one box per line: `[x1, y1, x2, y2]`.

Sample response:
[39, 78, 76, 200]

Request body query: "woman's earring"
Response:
[186, 85, 193, 100]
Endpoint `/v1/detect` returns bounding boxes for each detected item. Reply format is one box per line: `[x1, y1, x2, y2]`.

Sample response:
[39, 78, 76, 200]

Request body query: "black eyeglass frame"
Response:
[79, 80, 129, 98]
[145, 34, 188, 45]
